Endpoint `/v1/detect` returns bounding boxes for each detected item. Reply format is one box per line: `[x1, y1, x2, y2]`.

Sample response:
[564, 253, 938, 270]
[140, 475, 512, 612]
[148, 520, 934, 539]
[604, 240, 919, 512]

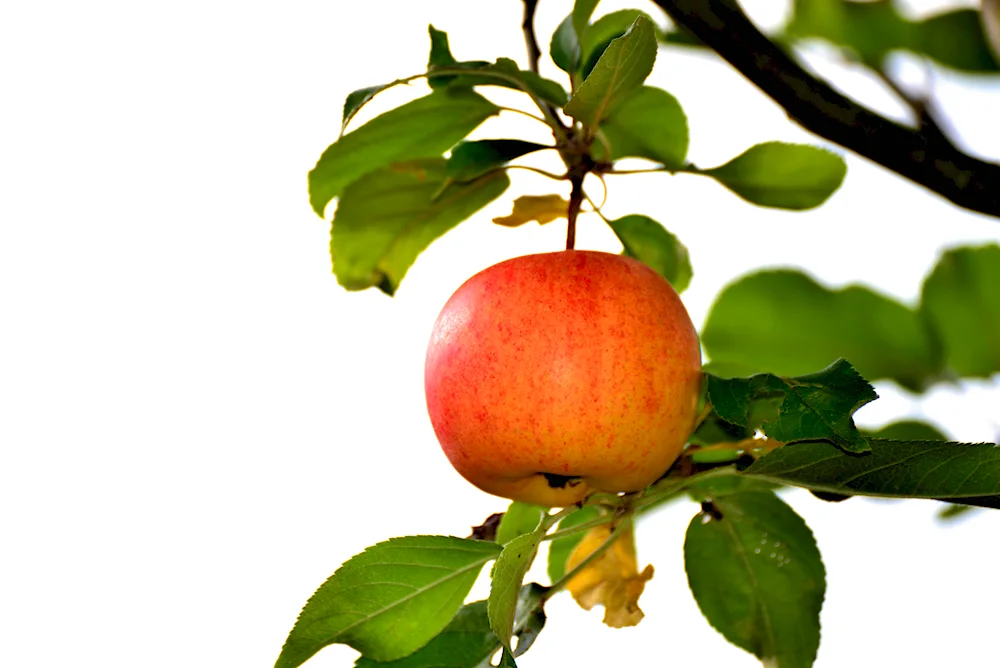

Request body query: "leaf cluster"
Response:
[307, 4, 850, 296]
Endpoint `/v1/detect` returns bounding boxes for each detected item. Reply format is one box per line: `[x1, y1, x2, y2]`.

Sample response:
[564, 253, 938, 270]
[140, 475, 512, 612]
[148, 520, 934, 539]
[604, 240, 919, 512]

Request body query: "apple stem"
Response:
[566, 174, 584, 250]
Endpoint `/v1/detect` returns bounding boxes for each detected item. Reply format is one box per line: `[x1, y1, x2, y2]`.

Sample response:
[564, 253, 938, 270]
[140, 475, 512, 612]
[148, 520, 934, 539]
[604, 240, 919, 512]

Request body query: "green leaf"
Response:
[498, 647, 518, 667]
[707, 359, 877, 453]
[546, 506, 603, 583]
[275, 536, 502, 668]
[578, 10, 654, 80]
[699, 142, 846, 210]
[786, 0, 913, 66]
[427, 25, 460, 89]
[489, 531, 544, 648]
[353, 584, 546, 668]
[310, 88, 500, 217]
[573, 0, 601, 37]
[607, 214, 692, 292]
[937, 503, 979, 522]
[920, 244, 1000, 378]
[915, 9, 1000, 72]
[747, 439, 1000, 508]
[446, 139, 550, 182]
[448, 58, 569, 108]
[341, 84, 390, 132]
[550, 14, 580, 73]
[702, 269, 942, 391]
[685, 491, 825, 668]
[495, 502, 547, 546]
[565, 15, 657, 128]
[597, 85, 688, 168]
[863, 420, 946, 441]
[331, 159, 509, 294]
[689, 409, 752, 447]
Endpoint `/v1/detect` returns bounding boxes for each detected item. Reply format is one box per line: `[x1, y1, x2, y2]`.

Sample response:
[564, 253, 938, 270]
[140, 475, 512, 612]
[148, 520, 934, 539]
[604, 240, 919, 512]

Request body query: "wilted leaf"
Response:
[920, 244, 1000, 378]
[565, 523, 654, 628]
[332, 159, 509, 294]
[565, 15, 657, 128]
[607, 214, 692, 292]
[700, 142, 846, 210]
[275, 536, 502, 668]
[310, 88, 500, 216]
[489, 531, 544, 648]
[685, 491, 825, 668]
[702, 269, 942, 391]
[706, 359, 877, 453]
[493, 194, 568, 227]
[547, 506, 604, 583]
[446, 139, 550, 182]
[597, 85, 688, 168]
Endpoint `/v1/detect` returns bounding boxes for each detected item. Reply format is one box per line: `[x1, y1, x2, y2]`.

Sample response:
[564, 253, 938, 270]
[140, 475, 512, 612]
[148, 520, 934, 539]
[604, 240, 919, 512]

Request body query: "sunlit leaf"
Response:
[489, 531, 543, 648]
[275, 536, 502, 668]
[702, 269, 942, 391]
[700, 142, 846, 210]
[332, 159, 509, 294]
[707, 359, 877, 453]
[565, 15, 657, 128]
[597, 85, 688, 168]
[492, 194, 568, 227]
[565, 523, 653, 627]
[685, 491, 825, 668]
[353, 584, 546, 668]
[607, 214, 692, 292]
[578, 10, 654, 79]
[495, 502, 546, 546]
[310, 89, 500, 216]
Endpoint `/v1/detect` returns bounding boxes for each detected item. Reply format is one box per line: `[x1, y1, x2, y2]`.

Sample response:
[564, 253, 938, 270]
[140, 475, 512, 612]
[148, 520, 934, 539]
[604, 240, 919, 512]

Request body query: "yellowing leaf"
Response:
[564, 524, 654, 628]
[492, 194, 568, 227]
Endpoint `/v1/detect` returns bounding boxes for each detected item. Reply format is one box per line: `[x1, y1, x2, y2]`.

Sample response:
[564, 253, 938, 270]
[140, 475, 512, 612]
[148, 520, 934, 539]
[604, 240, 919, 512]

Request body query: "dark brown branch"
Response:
[521, 0, 543, 75]
[566, 174, 584, 250]
[651, 0, 1000, 219]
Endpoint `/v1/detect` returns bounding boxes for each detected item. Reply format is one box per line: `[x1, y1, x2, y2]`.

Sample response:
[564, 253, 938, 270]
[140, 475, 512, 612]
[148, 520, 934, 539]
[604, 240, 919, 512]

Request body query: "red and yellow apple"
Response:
[424, 250, 702, 507]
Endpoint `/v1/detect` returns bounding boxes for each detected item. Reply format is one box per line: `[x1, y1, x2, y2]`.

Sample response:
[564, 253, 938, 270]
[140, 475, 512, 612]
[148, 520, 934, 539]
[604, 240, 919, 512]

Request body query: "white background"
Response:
[2, 0, 999, 667]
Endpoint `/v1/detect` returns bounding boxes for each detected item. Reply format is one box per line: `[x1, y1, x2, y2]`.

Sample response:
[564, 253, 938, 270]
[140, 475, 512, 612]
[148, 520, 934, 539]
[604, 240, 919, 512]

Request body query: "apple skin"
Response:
[424, 250, 702, 507]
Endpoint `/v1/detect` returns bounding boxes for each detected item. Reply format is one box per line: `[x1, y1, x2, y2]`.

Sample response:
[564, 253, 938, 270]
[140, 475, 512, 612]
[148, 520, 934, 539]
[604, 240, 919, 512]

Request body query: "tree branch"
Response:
[521, 0, 543, 75]
[651, 0, 1000, 219]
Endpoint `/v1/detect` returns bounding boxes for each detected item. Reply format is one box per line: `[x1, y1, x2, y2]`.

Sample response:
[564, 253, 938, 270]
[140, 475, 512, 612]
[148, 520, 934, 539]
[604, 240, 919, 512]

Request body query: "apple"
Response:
[424, 250, 702, 507]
